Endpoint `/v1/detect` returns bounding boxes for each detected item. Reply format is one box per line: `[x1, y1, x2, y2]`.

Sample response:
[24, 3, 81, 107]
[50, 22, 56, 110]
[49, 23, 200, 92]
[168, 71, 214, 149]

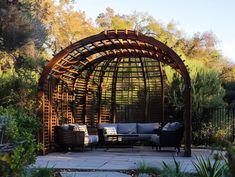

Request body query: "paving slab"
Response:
[34, 147, 218, 173]
[60, 171, 131, 177]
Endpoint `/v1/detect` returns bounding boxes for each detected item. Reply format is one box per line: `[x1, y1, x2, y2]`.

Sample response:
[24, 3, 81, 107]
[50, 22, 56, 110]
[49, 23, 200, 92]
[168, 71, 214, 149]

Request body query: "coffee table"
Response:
[105, 134, 139, 149]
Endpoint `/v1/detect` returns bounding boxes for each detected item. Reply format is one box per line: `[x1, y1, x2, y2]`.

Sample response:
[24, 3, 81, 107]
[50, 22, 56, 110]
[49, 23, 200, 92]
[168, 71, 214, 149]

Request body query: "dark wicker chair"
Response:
[54, 126, 98, 151]
[151, 123, 184, 153]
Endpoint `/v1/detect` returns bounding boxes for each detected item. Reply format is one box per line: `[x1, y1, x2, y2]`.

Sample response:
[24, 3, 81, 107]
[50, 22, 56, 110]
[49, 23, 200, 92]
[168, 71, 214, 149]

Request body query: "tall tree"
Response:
[0, 0, 47, 52]
[38, 0, 96, 54]
[165, 63, 226, 119]
[0, 0, 48, 109]
[96, 7, 134, 30]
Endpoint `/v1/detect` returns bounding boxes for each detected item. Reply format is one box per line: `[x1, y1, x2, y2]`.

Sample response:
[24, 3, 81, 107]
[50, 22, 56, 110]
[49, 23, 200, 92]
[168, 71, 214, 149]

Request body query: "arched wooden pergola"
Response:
[38, 30, 192, 156]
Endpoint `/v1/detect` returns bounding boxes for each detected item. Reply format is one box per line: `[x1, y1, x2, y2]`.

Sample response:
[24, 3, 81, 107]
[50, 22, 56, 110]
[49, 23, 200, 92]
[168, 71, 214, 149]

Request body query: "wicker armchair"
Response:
[151, 122, 184, 153]
[54, 125, 98, 151]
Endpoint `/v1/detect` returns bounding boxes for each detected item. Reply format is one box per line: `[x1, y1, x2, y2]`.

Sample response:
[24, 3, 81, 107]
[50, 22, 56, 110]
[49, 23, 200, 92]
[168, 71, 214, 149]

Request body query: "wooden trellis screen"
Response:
[38, 30, 192, 156]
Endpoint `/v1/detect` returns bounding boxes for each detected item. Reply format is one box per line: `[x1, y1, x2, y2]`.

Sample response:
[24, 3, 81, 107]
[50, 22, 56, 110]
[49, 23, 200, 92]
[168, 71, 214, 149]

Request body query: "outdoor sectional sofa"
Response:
[97, 122, 184, 152]
[53, 122, 183, 152]
[97, 122, 160, 146]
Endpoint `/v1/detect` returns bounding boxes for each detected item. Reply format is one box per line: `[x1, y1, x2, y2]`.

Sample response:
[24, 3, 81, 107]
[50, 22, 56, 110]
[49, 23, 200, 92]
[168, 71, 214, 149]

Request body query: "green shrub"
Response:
[26, 167, 54, 177]
[193, 121, 232, 146]
[193, 155, 226, 177]
[193, 122, 213, 146]
[218, 141, 235, 177]
[212, 124, 233, 143]
[0, 106, 42, 177]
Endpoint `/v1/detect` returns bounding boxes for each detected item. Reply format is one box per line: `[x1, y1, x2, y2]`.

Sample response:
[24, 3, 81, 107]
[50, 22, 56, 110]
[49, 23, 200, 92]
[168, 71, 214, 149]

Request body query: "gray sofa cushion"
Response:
[88, 135, 99, 144]
[137, 123, 160, 134]
[97, 123, 117, 130]
[117, 123, 137, 134]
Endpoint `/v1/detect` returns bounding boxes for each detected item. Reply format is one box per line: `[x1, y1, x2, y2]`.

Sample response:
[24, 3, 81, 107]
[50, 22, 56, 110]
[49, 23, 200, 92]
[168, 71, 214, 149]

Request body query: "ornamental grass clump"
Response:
[136, 161, 159, 176]
[160, 157, 188, 177]
[193, 155, 226, 177]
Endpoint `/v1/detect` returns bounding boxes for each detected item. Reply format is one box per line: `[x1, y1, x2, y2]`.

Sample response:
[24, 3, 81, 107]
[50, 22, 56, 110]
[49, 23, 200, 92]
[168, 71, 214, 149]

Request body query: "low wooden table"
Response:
[105, 134, 139, 149]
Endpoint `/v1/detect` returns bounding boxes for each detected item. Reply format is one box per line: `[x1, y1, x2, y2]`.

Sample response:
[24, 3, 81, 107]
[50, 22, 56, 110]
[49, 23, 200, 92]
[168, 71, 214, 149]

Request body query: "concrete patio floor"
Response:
[33, 146, 219, 175]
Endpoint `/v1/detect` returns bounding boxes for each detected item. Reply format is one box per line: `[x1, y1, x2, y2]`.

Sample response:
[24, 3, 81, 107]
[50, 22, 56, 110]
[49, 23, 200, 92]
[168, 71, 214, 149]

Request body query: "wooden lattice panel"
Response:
[74, 71, 88, 124]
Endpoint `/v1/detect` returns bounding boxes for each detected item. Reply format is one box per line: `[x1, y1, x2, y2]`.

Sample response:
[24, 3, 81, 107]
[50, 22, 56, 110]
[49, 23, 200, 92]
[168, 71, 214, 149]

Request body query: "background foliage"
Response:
[0, 0, 234, 164]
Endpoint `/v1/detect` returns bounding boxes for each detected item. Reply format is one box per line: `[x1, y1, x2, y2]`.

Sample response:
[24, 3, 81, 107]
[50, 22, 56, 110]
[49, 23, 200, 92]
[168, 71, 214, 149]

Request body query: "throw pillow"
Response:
[168, 122, 182, 131]
[103, 127, 117, 135]
[73, 124, 89, 136]
[162, 122, 171, 130]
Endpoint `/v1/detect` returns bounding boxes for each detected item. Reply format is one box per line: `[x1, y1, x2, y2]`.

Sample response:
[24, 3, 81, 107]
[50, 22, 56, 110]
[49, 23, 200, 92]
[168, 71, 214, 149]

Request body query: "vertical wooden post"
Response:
[158, 62, 165, 124]
[184, 84, 192, 157]
[97, 77, 102, 124]
[48, 80, 52, 152]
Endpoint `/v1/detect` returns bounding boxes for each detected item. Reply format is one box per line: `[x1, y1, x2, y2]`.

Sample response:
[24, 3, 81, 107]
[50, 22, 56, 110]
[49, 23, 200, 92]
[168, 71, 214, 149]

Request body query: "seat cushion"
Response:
[150, 134, 160, 144]
[117, 123, 137, 134]
[88, 135, 99, 144]
[137, 123, 160, 134]
[138, 134, 153, 141]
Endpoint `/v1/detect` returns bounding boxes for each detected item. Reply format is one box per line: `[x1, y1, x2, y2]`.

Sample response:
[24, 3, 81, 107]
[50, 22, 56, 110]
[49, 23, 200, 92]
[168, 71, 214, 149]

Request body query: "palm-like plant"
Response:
[193, 155, 226, 177]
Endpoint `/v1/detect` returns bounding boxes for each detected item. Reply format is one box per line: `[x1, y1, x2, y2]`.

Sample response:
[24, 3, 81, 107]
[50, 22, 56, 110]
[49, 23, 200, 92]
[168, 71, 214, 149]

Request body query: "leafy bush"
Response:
[217, 140, 235, 176]
[0, 141, 41, 177]
[24, 167, 54, 177]
[192, 122, 213, 146]
[193, 120, 233, 146]
[0, 106, 42, 177]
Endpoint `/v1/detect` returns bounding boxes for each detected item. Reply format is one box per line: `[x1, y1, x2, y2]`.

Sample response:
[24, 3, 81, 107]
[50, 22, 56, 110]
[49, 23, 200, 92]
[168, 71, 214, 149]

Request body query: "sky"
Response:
[75, 0, 235, 63]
